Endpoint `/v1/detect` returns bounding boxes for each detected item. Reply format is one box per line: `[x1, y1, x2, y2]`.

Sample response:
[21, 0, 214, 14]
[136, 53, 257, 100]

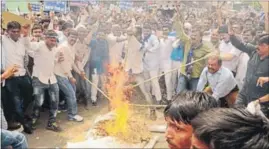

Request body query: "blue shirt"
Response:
[89, 38, 109, 75]
[197, 66, 237, 100]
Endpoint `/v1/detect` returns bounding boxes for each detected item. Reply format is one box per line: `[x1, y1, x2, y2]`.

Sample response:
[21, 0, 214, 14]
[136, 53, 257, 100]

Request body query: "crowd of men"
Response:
[1, 2, 269, 149]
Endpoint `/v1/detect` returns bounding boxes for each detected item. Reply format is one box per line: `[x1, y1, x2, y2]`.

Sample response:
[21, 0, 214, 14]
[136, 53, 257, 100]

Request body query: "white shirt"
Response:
[219, 40, 241, 72]
[143, 34, 160, 71]
[124, 36, 143, 74]
[159, 37, 175, 71]
[197, 66, 237, 100]
[1, 35, 27, 76]
[57, 31, 67, 45]
[73, 39, 90, 72]
[54, 41, 77, 78]
[235, 52, 249, 90]
[27, 41, 58, 84]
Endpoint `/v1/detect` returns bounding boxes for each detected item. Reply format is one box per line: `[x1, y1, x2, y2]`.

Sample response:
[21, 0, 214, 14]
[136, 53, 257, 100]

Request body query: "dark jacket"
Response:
[230, 35, 269, 115]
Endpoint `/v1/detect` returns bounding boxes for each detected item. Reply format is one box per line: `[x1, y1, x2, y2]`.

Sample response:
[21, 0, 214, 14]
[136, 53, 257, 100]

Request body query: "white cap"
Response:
[184, 22, 192, 29]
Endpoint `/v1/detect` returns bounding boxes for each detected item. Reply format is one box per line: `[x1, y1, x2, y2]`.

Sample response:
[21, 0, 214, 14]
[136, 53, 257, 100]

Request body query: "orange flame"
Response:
[104, 63, 132, 135]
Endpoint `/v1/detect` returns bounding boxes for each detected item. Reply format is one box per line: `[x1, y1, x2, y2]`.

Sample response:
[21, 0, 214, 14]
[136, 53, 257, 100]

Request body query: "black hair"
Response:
[242, 29, 256, 37]
[244, 18, 253, 24]
[164, 91, 218, 125]
[191, 108, 269, 149]
[7, 21, 21, 30]
[44, 30, 57, 37]
[143, 23, 151, 30]
[40, 18, 50, 24]
[258, 34, 269, 45]
[31, 24, 43, 33]
[67, 29, 78, 37]
[58, 20, 66, 26]
[62, 22, 73, 31]
[192, 26, 203, 37]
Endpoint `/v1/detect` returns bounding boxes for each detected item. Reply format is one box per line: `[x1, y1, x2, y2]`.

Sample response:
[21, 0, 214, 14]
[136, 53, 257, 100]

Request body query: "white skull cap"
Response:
[184, 22, 192, 29]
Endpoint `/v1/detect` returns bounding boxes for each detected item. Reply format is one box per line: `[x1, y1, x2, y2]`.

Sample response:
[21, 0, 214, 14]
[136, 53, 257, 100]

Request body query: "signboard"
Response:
[44, 1, 66, 12]
[119, 0, 133, 10]
[70, 0, 89, 7]
[30, 3, 41, 12]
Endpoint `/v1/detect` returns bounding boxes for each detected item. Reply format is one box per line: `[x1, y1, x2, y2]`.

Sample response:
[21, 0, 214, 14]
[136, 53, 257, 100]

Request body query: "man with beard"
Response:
[229, 25, 269, 117]
[164, 91, 218, 149]
[197, 55, 238, 107]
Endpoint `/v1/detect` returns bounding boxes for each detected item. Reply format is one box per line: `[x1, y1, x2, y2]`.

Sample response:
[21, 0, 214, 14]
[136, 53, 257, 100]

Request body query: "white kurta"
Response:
[219, 40, 241, 73]
[143, 34, 160, 71]
[124, 36, 143, 74]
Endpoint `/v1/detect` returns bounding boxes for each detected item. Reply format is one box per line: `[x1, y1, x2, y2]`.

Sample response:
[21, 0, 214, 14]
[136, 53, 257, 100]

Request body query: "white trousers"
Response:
[134, 73, 154, 104]
[91, 73, 105, 102]
[144, 70, 162, 101]
[171, 61, 181, 95]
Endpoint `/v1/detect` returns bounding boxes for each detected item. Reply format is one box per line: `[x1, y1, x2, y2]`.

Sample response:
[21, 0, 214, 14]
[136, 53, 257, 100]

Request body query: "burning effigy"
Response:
[67, 63, 155, 148]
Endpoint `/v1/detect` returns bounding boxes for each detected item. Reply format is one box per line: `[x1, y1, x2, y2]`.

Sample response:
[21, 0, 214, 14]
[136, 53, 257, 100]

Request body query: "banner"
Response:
[30, 3, 41, 12]
[2, 11, 32, 29]
[70, 0, 89, 7]
[44, 1, 66, 12]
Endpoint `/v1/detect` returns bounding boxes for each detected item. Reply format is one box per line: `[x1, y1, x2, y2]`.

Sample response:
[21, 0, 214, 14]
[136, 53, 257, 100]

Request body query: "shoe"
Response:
[46, 122, 62, 132]
[8, 122, 21, 130]
[23, 123, 33, 134]
[69, 115, 84, 122]
[11, 125, 23, 133]
[92, 101, 97, 106]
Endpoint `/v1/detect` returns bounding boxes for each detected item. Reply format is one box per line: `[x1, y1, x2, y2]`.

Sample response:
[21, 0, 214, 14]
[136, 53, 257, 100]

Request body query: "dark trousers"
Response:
[1, 86, 15, 123]
[32, 77, 59, 123]
[219, 85, 239, 107]
[5, 76, 33, 124]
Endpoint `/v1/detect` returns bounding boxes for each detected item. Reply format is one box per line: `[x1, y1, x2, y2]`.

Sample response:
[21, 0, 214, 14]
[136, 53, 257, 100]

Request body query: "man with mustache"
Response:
[197, 55, 238, 107]
[229, 25, 269, 117]
[164, 91, 218, 149]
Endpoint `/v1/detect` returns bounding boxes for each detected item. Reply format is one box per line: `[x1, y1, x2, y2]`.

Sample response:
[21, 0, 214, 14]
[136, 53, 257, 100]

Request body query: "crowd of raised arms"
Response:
[1, 1, 269, 149]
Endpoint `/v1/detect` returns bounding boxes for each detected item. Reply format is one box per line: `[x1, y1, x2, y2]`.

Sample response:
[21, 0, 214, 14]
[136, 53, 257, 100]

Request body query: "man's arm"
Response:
[220, 46, 241, 61]
[23, 37, 41, 57]
[197, 68, 208, 92]
[257, 94, 269, 103]
[230, 35, 256, 56]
